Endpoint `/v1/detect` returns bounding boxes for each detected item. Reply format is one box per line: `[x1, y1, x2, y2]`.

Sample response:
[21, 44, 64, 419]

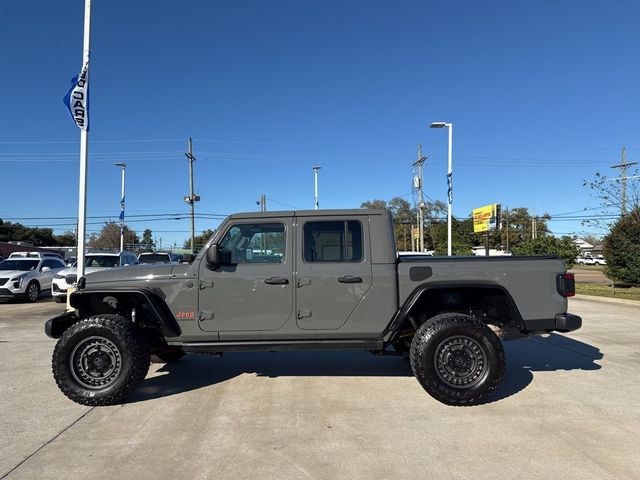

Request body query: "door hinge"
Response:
[199, 311, 214, 321]
[297, 277, 311, 288]
[297, 309, 312, 319]
[199, 280, 214, 290]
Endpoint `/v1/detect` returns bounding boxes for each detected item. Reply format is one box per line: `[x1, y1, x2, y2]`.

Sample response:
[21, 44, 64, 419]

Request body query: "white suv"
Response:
[0, 256, 67, 302]
[51, 252, 138, 303]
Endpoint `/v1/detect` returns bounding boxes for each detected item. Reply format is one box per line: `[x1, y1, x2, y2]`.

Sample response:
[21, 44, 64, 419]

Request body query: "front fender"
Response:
[69, 287, 182, 338]
[45, 311, 78, 339]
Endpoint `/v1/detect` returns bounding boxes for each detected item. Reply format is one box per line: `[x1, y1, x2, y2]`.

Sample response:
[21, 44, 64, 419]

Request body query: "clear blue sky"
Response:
[1, 0, 638, 247]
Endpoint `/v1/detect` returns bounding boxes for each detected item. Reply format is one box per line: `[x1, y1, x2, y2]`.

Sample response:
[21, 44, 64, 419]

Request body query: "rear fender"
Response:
[385, 281, 526, 341]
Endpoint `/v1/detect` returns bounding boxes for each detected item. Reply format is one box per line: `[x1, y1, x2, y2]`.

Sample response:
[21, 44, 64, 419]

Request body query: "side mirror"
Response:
[41, 266, 51, 272]
[206, 245, 220, 267]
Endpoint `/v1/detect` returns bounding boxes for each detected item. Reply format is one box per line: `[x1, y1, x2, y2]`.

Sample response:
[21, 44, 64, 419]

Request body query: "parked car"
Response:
[9, 251, 65, 260]
[46, 208, 581, 407]
[576, 253, 605, 266]
[593, 255, 607, 266]
[576, 254, 596, 266]
[51, 251, 138, 303]
[0, 256, 66, 302]
[137, 252, 181, 264]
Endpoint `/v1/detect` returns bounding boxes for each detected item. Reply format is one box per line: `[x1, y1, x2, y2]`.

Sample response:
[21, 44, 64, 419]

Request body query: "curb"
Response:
[572, 294, 640, 306]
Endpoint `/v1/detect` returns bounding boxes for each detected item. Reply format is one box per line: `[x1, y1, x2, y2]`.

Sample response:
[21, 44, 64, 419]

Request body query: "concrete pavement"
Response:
[0, 297, 638, 480]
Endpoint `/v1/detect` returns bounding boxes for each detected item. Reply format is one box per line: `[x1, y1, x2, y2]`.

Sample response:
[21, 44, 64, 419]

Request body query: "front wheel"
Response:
[25, 281, 40, 303]
[52, 314, 150, 406]
[410, 313, 505, 406]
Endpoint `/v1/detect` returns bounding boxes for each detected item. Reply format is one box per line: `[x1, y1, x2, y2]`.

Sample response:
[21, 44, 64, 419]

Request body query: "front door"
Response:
[295, 216, 373, 330]
[198, 219, 294, 333]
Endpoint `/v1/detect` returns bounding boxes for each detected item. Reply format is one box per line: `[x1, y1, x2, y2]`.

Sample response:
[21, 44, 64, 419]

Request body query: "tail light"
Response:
[556, 273, 575, 297]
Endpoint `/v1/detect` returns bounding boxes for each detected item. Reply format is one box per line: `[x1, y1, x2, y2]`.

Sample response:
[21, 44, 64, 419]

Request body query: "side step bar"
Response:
[177, 338, 385, 353]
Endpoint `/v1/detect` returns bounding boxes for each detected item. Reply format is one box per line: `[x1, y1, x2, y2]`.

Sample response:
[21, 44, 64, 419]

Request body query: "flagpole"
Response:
[76, 0, 92, 280]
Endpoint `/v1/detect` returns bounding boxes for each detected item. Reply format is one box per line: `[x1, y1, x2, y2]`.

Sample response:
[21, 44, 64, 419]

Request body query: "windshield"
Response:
[0, 260, 40, 271]
[85, 256, 119, 268]
[138, 253, 171, 264]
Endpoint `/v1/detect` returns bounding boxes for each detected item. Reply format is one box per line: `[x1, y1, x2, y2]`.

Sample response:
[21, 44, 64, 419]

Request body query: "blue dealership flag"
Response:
[119, 210, 125, 221]
[63, 61, 89, 131]
[447, 172, 453, 204]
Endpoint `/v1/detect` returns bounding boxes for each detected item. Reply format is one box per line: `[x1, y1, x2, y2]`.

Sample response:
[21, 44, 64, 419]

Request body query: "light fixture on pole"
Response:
[114, 162, 126, 252]
[313, 165, 321, 210]
[430, 121, 453, 256]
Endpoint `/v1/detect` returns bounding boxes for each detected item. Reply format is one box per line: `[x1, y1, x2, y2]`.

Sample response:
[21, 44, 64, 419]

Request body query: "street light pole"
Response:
[430, 121, 453, 256]
[313, 165, 321, 210]
[114, 162, 126, 252]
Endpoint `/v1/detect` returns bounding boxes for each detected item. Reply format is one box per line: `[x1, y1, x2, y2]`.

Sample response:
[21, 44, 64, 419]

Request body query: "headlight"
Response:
[54, 273, 66, 279]
[10, 274, 27, 288]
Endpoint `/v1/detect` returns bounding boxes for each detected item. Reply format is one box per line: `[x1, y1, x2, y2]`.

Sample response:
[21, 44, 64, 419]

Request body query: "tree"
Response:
[361, 198, 418, 251]
[88, 222, 138, 250]
[602, 208, 640, 284]
[184, 229, 216, 250]
[511, 236, 580, 268]
[0, 219, 58, 246]
[54, 231, 76, 247]
[584, 165, 640, 229]
[140, 229, 154, 251]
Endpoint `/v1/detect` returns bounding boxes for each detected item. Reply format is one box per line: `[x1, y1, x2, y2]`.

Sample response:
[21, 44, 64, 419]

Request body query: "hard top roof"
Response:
[228, 208, 387, 220]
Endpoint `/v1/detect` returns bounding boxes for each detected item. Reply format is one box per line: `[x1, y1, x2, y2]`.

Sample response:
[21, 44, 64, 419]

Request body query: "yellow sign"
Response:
[411, 227, 420, 239]
[473, 204, 500, 233]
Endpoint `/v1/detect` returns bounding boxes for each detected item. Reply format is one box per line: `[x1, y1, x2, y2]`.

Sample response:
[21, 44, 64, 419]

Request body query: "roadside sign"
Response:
[473, 204, 501, 233]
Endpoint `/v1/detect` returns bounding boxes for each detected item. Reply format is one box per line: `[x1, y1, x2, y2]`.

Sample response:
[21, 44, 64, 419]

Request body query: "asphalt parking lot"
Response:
[1, 297, 638, 480]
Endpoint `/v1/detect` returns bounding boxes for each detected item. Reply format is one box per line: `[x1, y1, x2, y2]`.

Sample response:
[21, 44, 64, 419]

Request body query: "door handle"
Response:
[337, 276, 362, 284]
[264, 277, 289, 285]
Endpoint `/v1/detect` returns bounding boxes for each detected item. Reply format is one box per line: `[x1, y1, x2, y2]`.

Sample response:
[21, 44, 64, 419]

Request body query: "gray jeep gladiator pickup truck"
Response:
[45, 209, 581, 406]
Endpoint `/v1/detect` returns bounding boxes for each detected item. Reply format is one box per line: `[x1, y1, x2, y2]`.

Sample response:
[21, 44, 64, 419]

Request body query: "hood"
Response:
[57, 266, 108, 277]
[82, 263, 175, 286]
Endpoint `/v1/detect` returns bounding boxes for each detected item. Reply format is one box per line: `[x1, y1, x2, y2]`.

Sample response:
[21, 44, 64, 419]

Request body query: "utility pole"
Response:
[257, 193, 267, 212]
[413, 144, 427, 252]
[611, 147, 638, 216]
[505, 206, 510, 253]
[184, 138, 200, 254]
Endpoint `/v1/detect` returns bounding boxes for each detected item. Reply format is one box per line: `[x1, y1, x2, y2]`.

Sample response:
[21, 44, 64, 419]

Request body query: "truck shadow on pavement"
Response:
[490, 333, 603, 403]
[128, 333, 602, 405]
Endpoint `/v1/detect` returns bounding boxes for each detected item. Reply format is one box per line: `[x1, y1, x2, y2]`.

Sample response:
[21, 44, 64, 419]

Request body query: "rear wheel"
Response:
[410, 312, 504, 406]
[52, 314, 150, 406]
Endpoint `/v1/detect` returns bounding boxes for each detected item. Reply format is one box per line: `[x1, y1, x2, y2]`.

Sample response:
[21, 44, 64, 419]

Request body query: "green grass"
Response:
[571, 264, 606, 271]
[576, 282, 640, 301]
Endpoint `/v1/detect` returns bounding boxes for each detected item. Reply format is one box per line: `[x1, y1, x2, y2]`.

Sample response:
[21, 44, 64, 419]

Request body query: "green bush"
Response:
[603, 210, 640, 284]
[511, 235, 580, 268]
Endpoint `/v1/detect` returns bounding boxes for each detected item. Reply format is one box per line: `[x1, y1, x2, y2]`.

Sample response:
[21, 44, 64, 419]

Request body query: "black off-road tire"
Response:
[52, 314, 150, 406]
[410, 312, 505, 406]
[25, 281, 40, 303]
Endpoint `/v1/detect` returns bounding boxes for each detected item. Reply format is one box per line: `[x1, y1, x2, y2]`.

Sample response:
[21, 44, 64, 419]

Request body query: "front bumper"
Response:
[0, 280, 27, 298]
[0, 288, 21, 299]
[51, 277, 70, 298]
[523, 313, 582, 334]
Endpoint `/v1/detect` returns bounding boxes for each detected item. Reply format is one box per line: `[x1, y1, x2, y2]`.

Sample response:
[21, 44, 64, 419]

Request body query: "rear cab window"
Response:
[303, 220, 363, 262]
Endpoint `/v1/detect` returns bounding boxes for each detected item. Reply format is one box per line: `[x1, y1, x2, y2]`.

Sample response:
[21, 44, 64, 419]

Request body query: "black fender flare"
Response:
[384, 281, 525, 341]
[68, 287, 181, 338]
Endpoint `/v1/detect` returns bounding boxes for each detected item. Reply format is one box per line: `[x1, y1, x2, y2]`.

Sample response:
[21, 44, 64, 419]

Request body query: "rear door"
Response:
[295, 216, 372, 330]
